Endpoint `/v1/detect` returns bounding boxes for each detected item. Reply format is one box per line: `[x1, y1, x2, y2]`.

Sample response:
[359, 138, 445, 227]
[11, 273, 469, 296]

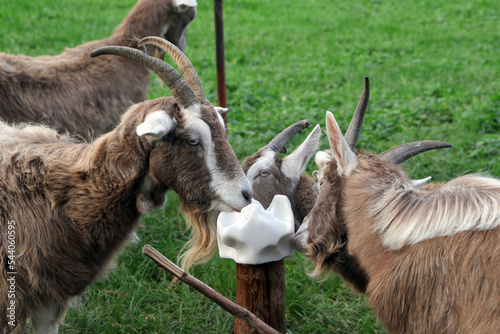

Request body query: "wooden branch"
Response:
[142, 245, 283, 334]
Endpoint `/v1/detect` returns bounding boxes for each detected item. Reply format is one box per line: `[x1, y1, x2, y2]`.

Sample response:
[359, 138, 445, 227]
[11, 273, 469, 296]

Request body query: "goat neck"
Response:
[112, 0, 197, 51]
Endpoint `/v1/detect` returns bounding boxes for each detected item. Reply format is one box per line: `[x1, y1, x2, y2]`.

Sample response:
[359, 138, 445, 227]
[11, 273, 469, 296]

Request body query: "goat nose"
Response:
[242, 189, 253, 205]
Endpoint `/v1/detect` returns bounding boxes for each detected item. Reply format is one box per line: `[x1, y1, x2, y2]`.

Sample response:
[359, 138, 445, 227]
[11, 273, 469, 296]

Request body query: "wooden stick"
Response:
[142, 245, 282, 334]
[213, 0, 227, 124]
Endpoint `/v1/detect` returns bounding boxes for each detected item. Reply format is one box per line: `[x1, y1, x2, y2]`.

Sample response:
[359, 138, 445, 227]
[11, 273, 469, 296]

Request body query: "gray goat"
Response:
[242, 120, 320, 231]
[0, 0, 196, 139]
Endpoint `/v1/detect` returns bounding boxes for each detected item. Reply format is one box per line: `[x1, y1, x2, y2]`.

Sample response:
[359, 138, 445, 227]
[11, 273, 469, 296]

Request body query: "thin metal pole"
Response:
[214, 0, 227, 123]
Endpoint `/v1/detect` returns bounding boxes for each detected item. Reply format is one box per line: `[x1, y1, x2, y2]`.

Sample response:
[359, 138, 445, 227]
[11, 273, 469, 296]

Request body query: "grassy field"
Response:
[1, 0, 499, 332]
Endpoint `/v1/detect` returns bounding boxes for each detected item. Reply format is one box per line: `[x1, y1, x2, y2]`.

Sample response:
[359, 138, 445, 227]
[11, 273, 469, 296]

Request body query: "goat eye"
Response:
[187, 139, 200, 146]
[259, 171, 270, 177]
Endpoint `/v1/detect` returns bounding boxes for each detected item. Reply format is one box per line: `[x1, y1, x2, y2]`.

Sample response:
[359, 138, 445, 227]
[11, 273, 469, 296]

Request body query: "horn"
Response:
[90, 46, 198, 108]
[138, 36, 209, 105]
[266, 120, 310, 153]
[380, 141, 452, 164]
[411, 176, 432, 187]
[344, 77, 370, 150]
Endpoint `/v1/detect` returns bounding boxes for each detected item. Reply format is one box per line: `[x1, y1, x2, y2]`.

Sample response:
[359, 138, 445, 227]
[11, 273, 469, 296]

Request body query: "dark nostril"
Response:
[242, 189, 253, 204]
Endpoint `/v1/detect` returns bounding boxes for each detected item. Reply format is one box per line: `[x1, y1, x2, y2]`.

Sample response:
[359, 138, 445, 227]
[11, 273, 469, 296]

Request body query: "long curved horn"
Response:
[90, 46, 198, 108]
[344, 77, 370, 150]
[139, 36, 208, 105]
[380, 140, 452, 164]
[266, 120, 310, 153]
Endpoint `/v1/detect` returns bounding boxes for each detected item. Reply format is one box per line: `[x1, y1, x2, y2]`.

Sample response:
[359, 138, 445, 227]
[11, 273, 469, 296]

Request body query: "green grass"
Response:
[1, 0, 499, 332]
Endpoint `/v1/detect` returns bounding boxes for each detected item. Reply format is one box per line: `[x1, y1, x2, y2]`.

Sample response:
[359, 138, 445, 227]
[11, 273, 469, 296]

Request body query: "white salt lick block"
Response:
[217, 195, 295, 265]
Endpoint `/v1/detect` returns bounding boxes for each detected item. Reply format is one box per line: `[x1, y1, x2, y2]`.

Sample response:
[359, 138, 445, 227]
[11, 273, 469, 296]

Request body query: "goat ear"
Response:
[136, 110, 176, 141]
[326, 111, 357, 174]
[282, 124, 321, 179]
[175, 0, 197, 11]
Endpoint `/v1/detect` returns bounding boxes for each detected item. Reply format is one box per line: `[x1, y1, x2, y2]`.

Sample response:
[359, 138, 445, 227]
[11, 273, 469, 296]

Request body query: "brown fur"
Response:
[0, 0, 196, 139]
[307, 151, 500, 333]
[0, 96, 249, 333]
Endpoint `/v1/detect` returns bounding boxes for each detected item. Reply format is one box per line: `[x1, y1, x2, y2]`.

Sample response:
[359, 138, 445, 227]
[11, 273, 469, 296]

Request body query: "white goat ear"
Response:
[136, 110, 176, 141]
[175, 0, 197, 11]
[326, 111, 357, 174]
[282, 124, 321, 179]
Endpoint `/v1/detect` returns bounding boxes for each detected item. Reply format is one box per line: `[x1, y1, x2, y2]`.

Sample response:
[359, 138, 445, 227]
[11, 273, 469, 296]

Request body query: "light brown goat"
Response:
[0, 0, 196, 139]
[0, 39, 252, 334]
[293, 109, 499, 333]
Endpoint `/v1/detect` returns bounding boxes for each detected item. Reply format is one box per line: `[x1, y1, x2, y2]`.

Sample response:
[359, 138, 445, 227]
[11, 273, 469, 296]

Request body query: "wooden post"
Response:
[234, 260, 287, 334]
[214, 3, 287, 332]
[213, 0, 227, 123]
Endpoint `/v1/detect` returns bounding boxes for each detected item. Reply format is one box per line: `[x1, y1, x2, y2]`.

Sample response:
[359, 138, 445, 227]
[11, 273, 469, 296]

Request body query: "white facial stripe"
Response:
[246, 151, 276, 183]
[182, 106, 207, 138]
[181, 106, 250, 211]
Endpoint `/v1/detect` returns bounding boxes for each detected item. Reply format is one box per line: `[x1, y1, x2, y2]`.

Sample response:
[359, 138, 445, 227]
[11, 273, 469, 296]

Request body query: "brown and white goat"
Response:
[293, 110, 500, 333]
[242, 78, 372, 231]
[0, 39, 252, 334]
[0, 0, 197, 139]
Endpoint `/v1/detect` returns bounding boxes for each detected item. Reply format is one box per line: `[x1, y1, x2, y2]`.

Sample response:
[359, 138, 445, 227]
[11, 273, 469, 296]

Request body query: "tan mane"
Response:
[365, 174, 500, 250]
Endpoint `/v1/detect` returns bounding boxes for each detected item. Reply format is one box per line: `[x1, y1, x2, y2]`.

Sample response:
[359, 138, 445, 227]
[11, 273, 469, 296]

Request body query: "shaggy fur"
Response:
[368, 173, 500, 249]
[296, 112, 500, 333]
[0, 0, 196, 139]
[301, 160, 368, 292]
[0, 96, 251, 333]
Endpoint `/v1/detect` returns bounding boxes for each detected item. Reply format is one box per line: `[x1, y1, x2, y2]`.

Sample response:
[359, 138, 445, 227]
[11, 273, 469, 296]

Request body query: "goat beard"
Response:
[305, 228, 347, 279]
[178, 200, 219, 273]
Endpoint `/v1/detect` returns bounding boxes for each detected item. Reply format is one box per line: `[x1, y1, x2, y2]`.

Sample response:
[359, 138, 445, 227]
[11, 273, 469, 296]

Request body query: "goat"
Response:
[293, 108, 500, 332]
[242, 120, 321, 231]
[0, 0, 197, 139]
[242, 78, 372, 231]
[0, 38, 252, 334]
